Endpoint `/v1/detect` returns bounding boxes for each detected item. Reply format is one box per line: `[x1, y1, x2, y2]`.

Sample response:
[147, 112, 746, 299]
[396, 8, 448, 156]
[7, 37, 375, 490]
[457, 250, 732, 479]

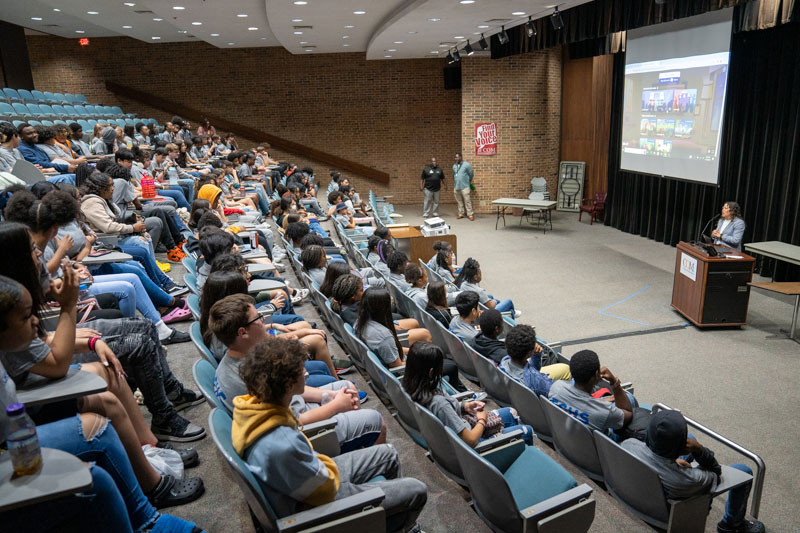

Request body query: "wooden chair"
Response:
[578, 192, 607, 225]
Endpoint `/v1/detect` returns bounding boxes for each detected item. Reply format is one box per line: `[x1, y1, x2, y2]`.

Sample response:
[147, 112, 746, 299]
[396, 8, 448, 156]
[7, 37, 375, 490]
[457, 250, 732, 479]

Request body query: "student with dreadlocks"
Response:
[455, 257, 521, 319]
[366, 236, 392, 278]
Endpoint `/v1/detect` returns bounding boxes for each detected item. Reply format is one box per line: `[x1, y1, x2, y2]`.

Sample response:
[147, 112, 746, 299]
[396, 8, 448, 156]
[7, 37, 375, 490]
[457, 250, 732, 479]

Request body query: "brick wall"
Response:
[460, 50, 562, 213]
[25, 35, 461, 205]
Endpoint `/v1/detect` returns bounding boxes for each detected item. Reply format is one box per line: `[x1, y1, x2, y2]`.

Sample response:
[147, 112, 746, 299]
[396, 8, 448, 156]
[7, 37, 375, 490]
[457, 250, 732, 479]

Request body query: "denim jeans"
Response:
[483, 407, 534, 446]
[301, 198, 324, 216]
[91, 260, 172, 308]
[157, 187, 190, 209]
[243, 182, 271, 213]
[78, 318, 183, 425]
[90, 273, 162, 323]
[308, 220, 329, 238]
[305, 360, 336, 387]
[23, 415, 156, 531]
[45, 173, 76, 185]
[119, 236, 173, 288]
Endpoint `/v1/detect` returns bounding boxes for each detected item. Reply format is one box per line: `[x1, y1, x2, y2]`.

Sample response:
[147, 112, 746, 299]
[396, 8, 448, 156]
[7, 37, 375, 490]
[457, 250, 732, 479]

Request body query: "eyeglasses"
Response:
[243, 314, 264, 328]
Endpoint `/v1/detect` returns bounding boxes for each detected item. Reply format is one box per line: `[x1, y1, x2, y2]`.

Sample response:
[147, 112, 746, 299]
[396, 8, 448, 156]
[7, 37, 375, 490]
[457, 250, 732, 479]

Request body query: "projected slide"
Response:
[621, 53, 729, 184]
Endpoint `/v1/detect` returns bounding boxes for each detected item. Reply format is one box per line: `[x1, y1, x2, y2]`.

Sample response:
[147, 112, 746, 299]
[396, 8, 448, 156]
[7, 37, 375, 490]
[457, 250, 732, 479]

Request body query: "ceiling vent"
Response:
[484, 18, 512, 24]
[439, 41, 457, 46]
[43, 24, 61, 27]
[293, 25, 313, 30]
[134, 10, 154, 14]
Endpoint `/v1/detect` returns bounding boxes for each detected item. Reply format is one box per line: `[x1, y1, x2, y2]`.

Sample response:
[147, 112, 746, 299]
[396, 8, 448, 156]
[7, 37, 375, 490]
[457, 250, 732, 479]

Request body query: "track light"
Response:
[550, 7, 564, 30]
[478, 33, 488, 49]
[452, 48, 461, 62]
[524, 16, 536, 38]
[464, 40, 474, 55]
[446, 51, 454, 63]
[497, 26, 509, 44]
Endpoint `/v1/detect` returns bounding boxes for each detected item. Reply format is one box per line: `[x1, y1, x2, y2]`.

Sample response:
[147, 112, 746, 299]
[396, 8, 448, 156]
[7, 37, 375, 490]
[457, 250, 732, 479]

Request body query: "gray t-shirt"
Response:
[0, 360, 19, 443]
[0, 146, 22, 172]
[499, 357, 525, 381]
[449, 316, 479, 342]
[57, 221, 88, 258]
[405, 286, 427, 308]
[426, 394, 469, 434]
[214, 354, 246, 412]
[359, 320, 400, 366]
[111, 178, 137, 220]
[621, 438, 718, 498]
[0, 338, 52, 384]
[308, 267, 326, 287]
[547, 380, 625, 432]
[459, 281, 489, 304]
[388, 273, 411, 292]
[333, 214, 351, 227]
[208, 334, 227, 362]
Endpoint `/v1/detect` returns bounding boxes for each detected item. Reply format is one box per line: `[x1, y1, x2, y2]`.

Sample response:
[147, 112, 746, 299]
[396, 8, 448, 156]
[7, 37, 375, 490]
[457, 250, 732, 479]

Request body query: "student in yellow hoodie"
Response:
[232, 337, 428, 533]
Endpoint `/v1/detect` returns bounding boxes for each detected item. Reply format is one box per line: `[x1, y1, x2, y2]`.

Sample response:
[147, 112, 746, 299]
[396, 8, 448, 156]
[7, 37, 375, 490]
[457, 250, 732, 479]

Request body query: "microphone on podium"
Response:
[697, 213, 721, 244]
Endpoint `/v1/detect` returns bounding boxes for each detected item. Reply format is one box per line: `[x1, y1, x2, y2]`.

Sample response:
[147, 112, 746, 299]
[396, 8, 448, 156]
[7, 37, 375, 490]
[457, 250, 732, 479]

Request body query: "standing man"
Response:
[420, 157, 445, 218]
[453, 152, 474, 220]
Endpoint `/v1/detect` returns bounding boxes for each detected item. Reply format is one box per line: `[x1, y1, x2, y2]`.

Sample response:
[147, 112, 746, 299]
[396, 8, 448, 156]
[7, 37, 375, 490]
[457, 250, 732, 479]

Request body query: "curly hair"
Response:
[724, 201, 743, 219]
[0, 274, 24, 333]
[300, 233, 324, 249]
[319, 262, 351, 298]
[386, 251, 409, 274]
[404, 263, 425, 286]
[478, 309, 504, 340]
[240, 337, 309, 404]
[504, 324, 537, 362]
[330, 273, 362, 313]
[285, 222, 310, 244]
[455, 257, 479, 287]
[569, 350, 600, 385]
[300, 245, 325, 271]
[5, 189, 77, 233]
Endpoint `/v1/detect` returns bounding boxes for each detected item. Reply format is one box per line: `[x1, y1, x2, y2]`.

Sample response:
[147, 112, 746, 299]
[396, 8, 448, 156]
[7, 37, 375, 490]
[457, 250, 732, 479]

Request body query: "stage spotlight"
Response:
[452, 48, 461, 62]
[497, 26, 509, 44]
[550, 7, 564, 30]
[464, 40, 474, 55]
[478, 33, 488, 49]
[446, 51, 454, 63]
[524, 16, 536, 38]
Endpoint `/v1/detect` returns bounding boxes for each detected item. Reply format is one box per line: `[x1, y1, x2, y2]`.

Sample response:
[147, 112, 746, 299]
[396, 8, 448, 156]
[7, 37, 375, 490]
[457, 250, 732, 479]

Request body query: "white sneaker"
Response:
[292, 288, 310, 304]
[514, 310, 523, 319]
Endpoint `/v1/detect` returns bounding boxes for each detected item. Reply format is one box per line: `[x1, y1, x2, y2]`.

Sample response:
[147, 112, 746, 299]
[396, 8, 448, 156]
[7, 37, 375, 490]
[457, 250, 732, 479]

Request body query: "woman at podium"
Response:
[712, 201, 745, 251]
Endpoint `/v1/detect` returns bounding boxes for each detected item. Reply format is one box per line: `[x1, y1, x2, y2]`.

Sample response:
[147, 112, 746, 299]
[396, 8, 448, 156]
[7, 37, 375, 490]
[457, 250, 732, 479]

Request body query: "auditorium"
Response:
[0, 0, 797, 531]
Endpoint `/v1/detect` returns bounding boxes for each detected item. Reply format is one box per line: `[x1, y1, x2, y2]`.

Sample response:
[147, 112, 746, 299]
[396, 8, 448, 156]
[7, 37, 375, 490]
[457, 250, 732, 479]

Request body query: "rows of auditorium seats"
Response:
[0, 87, 157, 140]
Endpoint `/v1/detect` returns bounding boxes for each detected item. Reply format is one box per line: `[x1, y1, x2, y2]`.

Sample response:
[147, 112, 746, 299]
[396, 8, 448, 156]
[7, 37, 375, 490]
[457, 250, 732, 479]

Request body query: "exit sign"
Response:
[79, 38, 90, 46]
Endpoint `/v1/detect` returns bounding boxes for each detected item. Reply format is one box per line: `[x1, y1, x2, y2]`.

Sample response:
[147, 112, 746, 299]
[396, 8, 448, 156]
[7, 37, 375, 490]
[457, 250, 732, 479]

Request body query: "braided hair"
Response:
[455, 257, 479, 287]
[330, 274, 362, 313]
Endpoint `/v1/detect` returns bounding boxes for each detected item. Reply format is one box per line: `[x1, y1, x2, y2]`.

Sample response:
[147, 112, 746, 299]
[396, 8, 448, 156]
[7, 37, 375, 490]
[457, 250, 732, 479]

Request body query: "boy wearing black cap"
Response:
[622, 410, 765, 533]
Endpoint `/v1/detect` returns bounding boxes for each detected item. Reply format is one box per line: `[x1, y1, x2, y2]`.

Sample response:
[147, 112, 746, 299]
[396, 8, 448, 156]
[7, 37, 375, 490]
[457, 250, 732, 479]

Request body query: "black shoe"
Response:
[152, 414, 206, 442]
[165, 284, 189, 297]
[717, 519, 765, 533]
[161, 329, 190, 345]
[156, 441, 199, 468]
[156, 243, 168, 253]
[168, 387, 205, 412]
[146, 474, 205, 509]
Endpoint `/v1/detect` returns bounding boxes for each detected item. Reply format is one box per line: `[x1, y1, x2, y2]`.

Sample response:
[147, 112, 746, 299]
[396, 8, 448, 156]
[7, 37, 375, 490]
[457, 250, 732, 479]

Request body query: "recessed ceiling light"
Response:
[460, 0, 475, 3]
[439, 44, 449, 47]
[393, 41, 404, 44]
[178, 30, 187, 34]
[343, 43, 351, 47]
[387, 48, 397, 52]
[173, 6, 185, 10]
[431, 50, 439, 54]
[293, 31, 303, 35]
[191, 21, 202, 25]
[344, 25, 354, 28]
[261, 37, 267, 40]
[53, 8, 60, 12]
[294, 1, 307, 4]
[454, 36, 464, 39]
[299, 41, 308, 44]
[408, 31, 417, 34]
[210, 33, 219, 36]
[236, 13, 248, 17]
[384, 55, 392, 58]
[153, 18, 162, 21]
[478, 25, 489, 28]
[343, 35, 349, 39]
[512, 11, 526, 15]
[305, 49, 313, 52]
[248, 27, 258, 30]
[75, 30, 85, 34]
[124, 2, 136, 6]
[31, 17, 42, 21]
[122, 25, 132, 29]
[474, 32, 481, 35]
[353, 10, 366, 15]
[152, 36, 161, 40]
[228, 42, 235, 45]
[428, 18, 440, 22]
[87, 11, 99, 15]
[292, 18, 303, 22]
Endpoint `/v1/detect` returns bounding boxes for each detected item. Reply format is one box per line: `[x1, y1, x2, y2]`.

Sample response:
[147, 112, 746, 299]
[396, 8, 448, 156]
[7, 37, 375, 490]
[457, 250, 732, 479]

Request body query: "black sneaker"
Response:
[168, 387, 205, 412]
[165, 284, 189, 297]
[146, 474, 205, 509]
[156, 441, 199, 468]
[152, 414, 206, 442]
[161, 329, 190, 345]
[717, 519, 765, 533]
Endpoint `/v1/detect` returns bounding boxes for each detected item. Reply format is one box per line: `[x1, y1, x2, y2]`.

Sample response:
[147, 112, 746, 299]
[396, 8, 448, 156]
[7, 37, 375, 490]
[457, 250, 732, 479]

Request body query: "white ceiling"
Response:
[2, 0, 591, 58]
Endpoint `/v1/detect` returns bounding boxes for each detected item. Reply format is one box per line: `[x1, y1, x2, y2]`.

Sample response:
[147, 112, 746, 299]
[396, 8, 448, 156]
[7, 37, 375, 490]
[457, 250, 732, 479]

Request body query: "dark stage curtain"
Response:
[605, 20, 800, 279]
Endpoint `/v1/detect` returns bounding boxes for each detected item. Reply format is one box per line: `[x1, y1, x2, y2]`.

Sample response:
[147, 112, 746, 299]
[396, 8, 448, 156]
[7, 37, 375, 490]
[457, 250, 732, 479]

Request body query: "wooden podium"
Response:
[671, 241, 755, 327]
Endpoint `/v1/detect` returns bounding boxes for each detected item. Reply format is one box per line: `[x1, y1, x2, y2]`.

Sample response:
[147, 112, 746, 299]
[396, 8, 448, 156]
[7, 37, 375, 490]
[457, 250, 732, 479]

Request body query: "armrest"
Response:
[277, 488, 386, 533]
[389, 366, 405, 377]
[475, 429, 525, 454]
[302, 418, 338, 436]
[452, 391, 479, 401]
[522, 484, 595, 531]
[479, 437, 526, 472]
[303, 418, 340, 457]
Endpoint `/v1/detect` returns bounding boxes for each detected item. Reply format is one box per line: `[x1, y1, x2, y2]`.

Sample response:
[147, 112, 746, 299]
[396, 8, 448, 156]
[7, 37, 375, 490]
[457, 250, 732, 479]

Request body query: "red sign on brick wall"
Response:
[474, 122, 497, 156]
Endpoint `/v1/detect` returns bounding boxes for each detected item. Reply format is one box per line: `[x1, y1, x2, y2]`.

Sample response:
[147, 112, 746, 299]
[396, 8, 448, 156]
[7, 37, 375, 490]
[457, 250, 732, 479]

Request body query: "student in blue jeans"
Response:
[455, 258, 521, 319]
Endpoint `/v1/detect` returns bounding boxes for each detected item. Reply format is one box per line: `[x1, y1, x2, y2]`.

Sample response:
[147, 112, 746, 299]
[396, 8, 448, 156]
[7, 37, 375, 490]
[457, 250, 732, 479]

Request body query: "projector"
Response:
[422, 217, 449, 236]
[423, 217, 446, 228]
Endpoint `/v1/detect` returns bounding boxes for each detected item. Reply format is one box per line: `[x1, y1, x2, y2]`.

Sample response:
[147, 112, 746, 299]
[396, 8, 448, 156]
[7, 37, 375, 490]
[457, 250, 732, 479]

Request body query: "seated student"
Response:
[449, 291, 482, 342]
[150, 146, 195, 202]
[210, 294, 381, 451]
[498, 324, 572, 396]
[91, 126, 118, 156]
[366, 236, 392, 278]
[301, 245, 327, 286]
[67, 122, 92, 157]
[0, 121, 23, 173]
[402, 341, 533, 446]
[326, 190, 344, 215]
[433, 249, 457, 283]
[427, 240, 453, 269]
[341, 184, 368, 216]
[16, 123, 77, 182]
[286, 220, 335, 253]
[318, 261, 352, 299]
[404, 263, 428, 308]
[233, 337, 428, 533]
[468, 309, 507, 363]
[134, 122, 152, 145]
[386, 251, 411, 291]
[548, 349, 635, 434]
[622, 410, 765, 533]
[333, 201, 356, 228]
[36, 125, 86, 166]
[131, 147, 191, 210]
[328, 170, 341, 192]
[456, 258, 521, 319]
[425, 281, 453, 329]
[122, 125, 137, 149]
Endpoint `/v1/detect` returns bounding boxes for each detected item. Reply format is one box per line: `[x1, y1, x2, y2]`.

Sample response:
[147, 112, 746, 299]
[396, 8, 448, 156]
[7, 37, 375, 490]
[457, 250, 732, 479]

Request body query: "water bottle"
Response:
[167, 166, 178, 186]
[6, 403, 42, 476]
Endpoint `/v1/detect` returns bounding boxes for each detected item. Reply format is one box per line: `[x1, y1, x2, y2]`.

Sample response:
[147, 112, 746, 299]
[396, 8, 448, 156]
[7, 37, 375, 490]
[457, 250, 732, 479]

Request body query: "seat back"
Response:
[192, 359, 222, 410]
[53, 120, 66, 125]
[53, 93, 68, 104]
[181, 255, 197, 274]
[184, 273, 199, 295]
[363, 350, 392, 403]
[190, 321, 218, 368]
[64, 105, 77, 115]
[378, 362, 427, 448]
[343, 322, 368, 369]
[3, 88, 21, 102]
[41, 120, 53, 127]
[43, 91, 57, 102]
[73, 105, 88, 116]
[468, 346, 513, 406]
[594, 191, 607, 206]
[38, 104, 55, 116]
[52, 104, 68, 116]
[18, 89, 35, 103]
[11, 159, 46, 185]
[28, 120, 42, 126]
[75, 93, 89, 104]
[0, 102, 14, 115]
[27, 103, 43, 115]
[111, 106, 124, 115]
[412, 403, 469, 485]
[116, 118, 127, 127]
[31, 90, 46, 102]
[417, 309, 450, 353]
[187, 294, 201, 321]
[441, 328, 478, 381]
[540, 398, 604, 481]
[387, 281, 421, 322]
[506, 377, 553, 441]
[12, 103, 31, 116]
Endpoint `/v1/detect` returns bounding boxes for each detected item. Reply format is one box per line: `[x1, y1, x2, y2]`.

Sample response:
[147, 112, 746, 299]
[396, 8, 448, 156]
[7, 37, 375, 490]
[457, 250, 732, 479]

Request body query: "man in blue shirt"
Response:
[452, 152, 474, 220]
[16, 123, 76, 184]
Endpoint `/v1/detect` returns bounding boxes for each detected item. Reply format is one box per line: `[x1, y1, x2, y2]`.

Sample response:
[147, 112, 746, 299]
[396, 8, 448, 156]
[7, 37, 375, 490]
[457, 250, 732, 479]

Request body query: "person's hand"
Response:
[307, 329, 327, 340]
[331, 387, 355, 413]
[533, 342, 543, 354]
[76, 328, 102, 340]
[711, 229, 721, 238]
[94, 340, 127, 384]
[51, 260, 79, 310]
[476, 406, 488, 421]
[270, 323, 290, 333]
[270, 291, 286, 310]
[133, 221, 147, 233]
[75, 157, 87, 164]
[344, 388, 361, 410]
[68, 164, 77, 173]
[599, 366, 620, 388]
[464, 400, 485, 415]
[85, 233, 97, 247]
[675, 458, 692, 467]
[56, 234, 74, 254]
[684, 436, 703, 455]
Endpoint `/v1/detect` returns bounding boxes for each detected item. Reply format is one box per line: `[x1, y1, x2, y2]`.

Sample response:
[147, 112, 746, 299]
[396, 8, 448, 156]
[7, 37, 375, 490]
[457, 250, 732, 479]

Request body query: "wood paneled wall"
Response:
[560, 50, 614, 201]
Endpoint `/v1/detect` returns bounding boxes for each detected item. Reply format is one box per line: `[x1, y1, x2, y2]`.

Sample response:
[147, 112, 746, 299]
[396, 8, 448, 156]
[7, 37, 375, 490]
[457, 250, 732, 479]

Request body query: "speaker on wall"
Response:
[443, 64, 462, 90]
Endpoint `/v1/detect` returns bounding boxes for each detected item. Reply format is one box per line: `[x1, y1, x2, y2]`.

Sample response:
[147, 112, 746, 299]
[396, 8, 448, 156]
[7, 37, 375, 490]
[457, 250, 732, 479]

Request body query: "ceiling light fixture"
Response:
[123, 25, 132, 28]
[387, 48, 397, 52]
[75, 30, 85, 34]
[343, 35, 349, 39]
[292, 18, 303, 22]
[151, 36, 161, 39]
[384, 55, 392, 58]
[524, 16, 537, 38]
[228, 42, 235, 45]
[124, 2, 136, 6]
[248, 27, 258, 30]
[550, 7, 564, 30]
[512, 11, 526, 16]
[344, 25, 354, 28]
[439, 44, 449, 47]
[53, 9, 60, 12]
[236, 13, 248, 17]
[460, 0, 475, 3]
[497, 26, 509, 44]
[408, 31, 417, 34]
[430, 50, 439, 54]
[300, 41, 308, 44]
[31, 17, 42, 21]
[87, 11, 99, 15]
[478, 25, 489, 28]
[393, 41, 404, 44]
[428, 17, 440, 22]
[293, 1, 307, 4]
[210, 33, 219, 36]
[353, 10, 366, 15]
[293, 31, 303, 34]
[454, 35, 464, 39]
[153, 18, 163, 21]
[479, 33, 488, 49]
[343, 43, 351, 47]
[305, 49, 313, 52]
[178, 30, 187, 33]
[452, 48, 461, 62]
[173, 6, 185, 10]
[192, 21, 202, 25]
[464, 41, 474, 55]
